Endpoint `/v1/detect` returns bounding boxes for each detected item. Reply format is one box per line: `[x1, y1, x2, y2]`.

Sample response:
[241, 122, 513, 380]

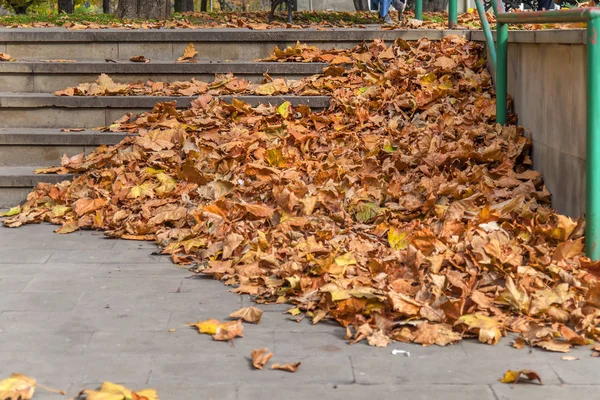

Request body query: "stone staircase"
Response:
[0, 27, 466, 207]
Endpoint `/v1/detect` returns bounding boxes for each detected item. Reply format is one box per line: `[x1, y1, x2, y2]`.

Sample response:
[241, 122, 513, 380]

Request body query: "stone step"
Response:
[0, 128, 126, 167]
[0, 166, 74, 208]
[0, 61, 328, 93]
[0, 93, 331, 128]
[0, 28, 468, 61]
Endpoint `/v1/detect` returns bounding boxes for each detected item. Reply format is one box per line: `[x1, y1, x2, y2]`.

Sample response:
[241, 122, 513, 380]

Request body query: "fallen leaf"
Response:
[271, 362, 301, 372]
[368, 329, 392, 347]
[251, 348, 273, 370]
[178, 43, 198, 62]
[189, 319, 244, 341]
[499, 369, 543, 385]
[512, 338, 526, 350]
[456, 314, 503, 345]
[0, 373, 65, 400]
[130, 55, 150, 63]
[77, 381, 157, 400]
[0, 53, 13, 61]
[229, 306, 264, 323]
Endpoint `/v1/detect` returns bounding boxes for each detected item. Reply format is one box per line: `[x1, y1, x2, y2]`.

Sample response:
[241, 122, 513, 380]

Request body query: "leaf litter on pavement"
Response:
[0, 373, 65, 400]
[4, 35, 600, 354]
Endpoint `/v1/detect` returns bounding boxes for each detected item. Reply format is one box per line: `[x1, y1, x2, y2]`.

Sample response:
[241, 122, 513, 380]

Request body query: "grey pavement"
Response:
[0, 223, 599, 399]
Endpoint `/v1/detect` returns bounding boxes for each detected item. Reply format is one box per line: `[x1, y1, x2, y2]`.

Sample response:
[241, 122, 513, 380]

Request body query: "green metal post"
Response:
[474, 0, 496, 67]
[586, 15, 600, 260]
[415, 0, 422, 21]
[448, 0, 457, 28]
[495, 21, 508, 124]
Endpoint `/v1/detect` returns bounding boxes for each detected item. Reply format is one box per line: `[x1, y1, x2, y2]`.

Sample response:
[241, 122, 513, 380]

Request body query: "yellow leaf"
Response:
[266, 148, 284, 168]
[189, 319, 221, 335]
[276, 101, 292, 118]
[50, 205, 70, 217]
[0, 206, 20, 217]
[499, 369, 543, 385]
[0, 373, 36, 400]
[456, 314, 503, 345]
[388, 226, 409, 251]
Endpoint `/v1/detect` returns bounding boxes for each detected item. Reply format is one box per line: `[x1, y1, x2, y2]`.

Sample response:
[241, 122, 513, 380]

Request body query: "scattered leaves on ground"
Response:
[272, 362, 301, 372]
[4, 36, 598, 352]
[499, 369, 543, 385]
[229, 306, 264, 323]
[76, 382, 158, 400]
[251, 348, 274, 369]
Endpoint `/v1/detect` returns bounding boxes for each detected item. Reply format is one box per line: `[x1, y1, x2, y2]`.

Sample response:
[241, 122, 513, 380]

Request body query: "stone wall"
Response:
[472, 30, 587, 218]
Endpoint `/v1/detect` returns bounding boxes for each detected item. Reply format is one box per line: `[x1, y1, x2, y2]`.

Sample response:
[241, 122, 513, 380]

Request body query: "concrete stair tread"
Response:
[0, 27, 462, 41]
[0, 128, 127, 145]
[0, 166, 73, 187]
[0, 60, 329, 74]
[0, 92, 331, 108]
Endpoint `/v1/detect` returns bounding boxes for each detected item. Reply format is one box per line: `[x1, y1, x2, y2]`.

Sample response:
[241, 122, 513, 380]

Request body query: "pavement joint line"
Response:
[488, 384, 501, 400]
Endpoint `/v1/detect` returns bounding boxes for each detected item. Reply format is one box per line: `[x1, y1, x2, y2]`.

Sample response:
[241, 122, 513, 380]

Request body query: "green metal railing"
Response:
[411, 0, 457, 28]
[473, 3, 600, 260]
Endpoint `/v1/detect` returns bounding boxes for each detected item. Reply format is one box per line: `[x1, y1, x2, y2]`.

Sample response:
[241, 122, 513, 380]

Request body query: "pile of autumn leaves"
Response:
[4, 36, 600, 354]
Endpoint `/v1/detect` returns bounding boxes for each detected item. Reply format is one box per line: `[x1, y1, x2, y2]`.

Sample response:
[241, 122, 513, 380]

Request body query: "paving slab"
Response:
[238, 383, 496, 400]
[0, 223, 594, 398]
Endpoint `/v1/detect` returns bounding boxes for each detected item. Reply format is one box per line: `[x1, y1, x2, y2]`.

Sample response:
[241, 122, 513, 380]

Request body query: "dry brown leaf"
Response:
[178, 43, 198, 62]
[251, 348, 273, 370]
[229, 306, 264, 324]
[130, 55, 150, 63]
[271, 362, 301, 372]
[561, 356, 579, 361]
[0, 53, 13, 61]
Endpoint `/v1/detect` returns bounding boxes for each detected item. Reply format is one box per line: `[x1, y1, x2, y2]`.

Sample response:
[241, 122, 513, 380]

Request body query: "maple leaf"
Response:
[189, 319, 244, 341]
[229, 306, 264, 323]
[272, 362, 301, 372]
[251, 348, 273, 370]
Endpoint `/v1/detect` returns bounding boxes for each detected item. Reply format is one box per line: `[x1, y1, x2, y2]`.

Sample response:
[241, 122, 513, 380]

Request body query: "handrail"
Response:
[474, 0, 497, 66]
[489, 7, 600, 260]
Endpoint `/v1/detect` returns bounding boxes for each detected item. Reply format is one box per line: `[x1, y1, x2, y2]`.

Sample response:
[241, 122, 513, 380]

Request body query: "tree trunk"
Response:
[13, 5, 28, 13]
[103, 0, 111, 13]
[174, 0, 194, 12]
[116, 0, 172, 19]
[200, 0, 208, 11]
[58, 0, 75, 13]
[13, 0, 34, 13]
[353, 0, 369, 10]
